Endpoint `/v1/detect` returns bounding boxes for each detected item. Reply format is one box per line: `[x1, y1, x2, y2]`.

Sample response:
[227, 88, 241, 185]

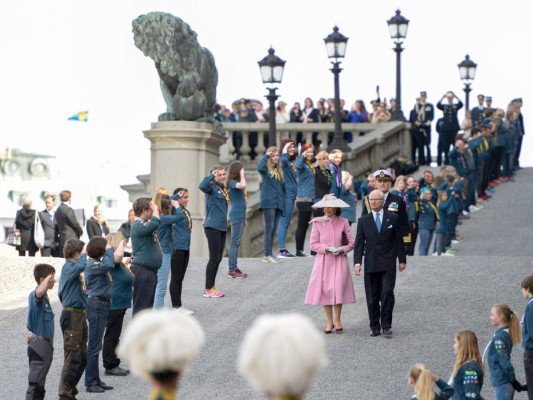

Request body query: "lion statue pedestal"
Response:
[145, 121, 226, 257]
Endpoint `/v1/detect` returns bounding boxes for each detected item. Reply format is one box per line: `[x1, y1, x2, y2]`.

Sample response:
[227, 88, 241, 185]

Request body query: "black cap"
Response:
[420, 91, 427, 97]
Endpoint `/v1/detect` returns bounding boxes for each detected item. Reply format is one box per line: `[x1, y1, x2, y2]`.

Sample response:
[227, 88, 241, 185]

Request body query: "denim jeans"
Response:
[263, 208, 281, 256]
[277, 197, 295, 250]
[418, 228, 434, 256]
[228, 220, 245, 269]
[154, 252, 172, 308]
[85, 298, 110, 387]
[493, 382, 514, 400]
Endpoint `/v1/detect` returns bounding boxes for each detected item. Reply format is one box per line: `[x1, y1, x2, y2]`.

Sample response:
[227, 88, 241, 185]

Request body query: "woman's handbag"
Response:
[7, 223, 21, 247]
[34, 212, 45, 249]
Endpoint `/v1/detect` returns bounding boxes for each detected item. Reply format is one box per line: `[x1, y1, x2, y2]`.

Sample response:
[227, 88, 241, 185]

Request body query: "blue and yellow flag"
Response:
[68, 111, 88, 122]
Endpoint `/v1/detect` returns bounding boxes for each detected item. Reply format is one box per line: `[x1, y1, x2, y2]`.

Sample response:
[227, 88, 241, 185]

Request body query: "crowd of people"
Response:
[14, 90, 530, 399]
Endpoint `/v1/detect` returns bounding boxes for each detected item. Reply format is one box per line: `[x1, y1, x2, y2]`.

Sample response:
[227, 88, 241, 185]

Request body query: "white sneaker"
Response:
[432, 252, 439, 256]
[462, 210, 469, 216]
[451, 239, 461, 244]
[174, 307, 194, 315]
[442, 252, 455, 256]
[469, 205, 480, 212]
[262, 255, 280, 264]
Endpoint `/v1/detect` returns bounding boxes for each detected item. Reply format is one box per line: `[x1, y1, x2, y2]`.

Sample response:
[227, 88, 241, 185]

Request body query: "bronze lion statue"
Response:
[132, 12, 218, 121]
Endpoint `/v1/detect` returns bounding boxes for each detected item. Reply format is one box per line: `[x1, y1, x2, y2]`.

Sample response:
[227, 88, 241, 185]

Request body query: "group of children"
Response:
[25, 251, 533, 400]
[407, 275, 533, 400]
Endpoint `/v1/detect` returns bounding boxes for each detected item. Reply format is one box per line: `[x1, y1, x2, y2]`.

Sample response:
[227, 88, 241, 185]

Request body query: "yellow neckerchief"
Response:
[305, 159, 316, 174]
[182, 207, 192, 231]
[121, 261, 135, 279]
[423, 200, 440, 221]
[44, 293, 50, 304]
[89, 257, 112, 283]
[213, 182, 229, 204]
[148, 389, 176, 400]
[483, 137, 489, 151]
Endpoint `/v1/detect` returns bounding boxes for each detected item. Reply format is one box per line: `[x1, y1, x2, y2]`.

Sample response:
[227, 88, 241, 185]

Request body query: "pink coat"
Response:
[305, 216, 356, 306]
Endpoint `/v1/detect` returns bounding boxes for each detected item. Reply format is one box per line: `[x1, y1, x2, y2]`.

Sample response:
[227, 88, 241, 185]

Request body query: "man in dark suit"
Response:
[54, 190, 83, 253]
[436, 91, 463, 166]
[361, 170, 411, 251]
[354, 189, 407, 337]
[39, 194, 59, 257]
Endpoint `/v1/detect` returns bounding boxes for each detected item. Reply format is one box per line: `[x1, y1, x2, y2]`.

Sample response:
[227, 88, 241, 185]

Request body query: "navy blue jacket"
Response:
[295, 155, 316, 199]
[487, 327, 515, 386]
[199, 174, 229, 232]
[257, 154, 285, 213]
[452, 360, 484, 400]
[280, 153, 298, 199]
[437, 99, 463, 132]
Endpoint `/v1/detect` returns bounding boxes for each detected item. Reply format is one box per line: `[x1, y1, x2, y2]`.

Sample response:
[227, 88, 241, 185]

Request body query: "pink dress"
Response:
[305, 216, 356, 306]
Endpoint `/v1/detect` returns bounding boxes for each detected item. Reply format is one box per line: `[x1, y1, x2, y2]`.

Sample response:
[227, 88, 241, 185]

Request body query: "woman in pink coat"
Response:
[305, 194, 356, 334]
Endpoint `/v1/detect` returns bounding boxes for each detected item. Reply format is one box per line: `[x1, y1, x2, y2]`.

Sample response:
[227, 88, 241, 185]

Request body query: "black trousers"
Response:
[102, 308, 126, 370]
[204, 228, 226, 290]
[130, 266, 157, 316]
[364, 270, 397, 331]
[295, 201, 313, 252]
[411, 129, 426, 166]
[170, 250, 190, 307]
[408, 221, 418, 256]
[437, 130, 457, 165]
[524, 348, 533, 400]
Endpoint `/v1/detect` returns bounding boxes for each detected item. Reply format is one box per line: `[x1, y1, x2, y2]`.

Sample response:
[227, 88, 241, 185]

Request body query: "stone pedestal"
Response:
[144, 121, 227, 257]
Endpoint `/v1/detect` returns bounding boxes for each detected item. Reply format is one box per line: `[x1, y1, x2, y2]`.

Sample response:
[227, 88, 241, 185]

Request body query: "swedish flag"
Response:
[68, 111, 88, 122]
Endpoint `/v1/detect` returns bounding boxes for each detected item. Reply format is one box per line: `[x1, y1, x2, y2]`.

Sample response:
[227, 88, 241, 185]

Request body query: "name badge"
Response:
[388, 202, 398, 212]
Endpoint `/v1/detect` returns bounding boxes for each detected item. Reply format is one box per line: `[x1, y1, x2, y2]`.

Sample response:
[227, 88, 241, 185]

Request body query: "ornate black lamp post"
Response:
[387, 9, 409, 121]
[258, 47, 286, 147]
[324, 26, 350, 152]
[457, 54, 477, 112]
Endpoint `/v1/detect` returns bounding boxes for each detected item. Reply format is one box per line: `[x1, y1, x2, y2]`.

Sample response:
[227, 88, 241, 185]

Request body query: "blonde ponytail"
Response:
[409, 364, 435, 400]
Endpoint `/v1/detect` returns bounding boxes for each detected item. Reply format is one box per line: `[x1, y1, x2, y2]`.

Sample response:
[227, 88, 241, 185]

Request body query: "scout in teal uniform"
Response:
[199, 166, 229, 298]
[294, 143, 316, 257]
[450, 330, 485, 400]
[26, 263, 56, 400]
[169, 188, 195, 314]
[521, 275, 533, 399]
[117, 309, 205, 400]
[485, 303, 526, 399]
[226, 161, 248, 277]
[277, 139, 298, 258]
[58, 238, 87, 400]
[102, 233, 133, 377]
[408, 363, 453, 400]
[418, 187, 439, 256]
[84, 237, 118, 393]
[257, 146, 285, 263]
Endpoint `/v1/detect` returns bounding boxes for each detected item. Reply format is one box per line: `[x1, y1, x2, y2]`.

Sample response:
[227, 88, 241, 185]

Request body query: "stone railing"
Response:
[220, 121, 411, 257]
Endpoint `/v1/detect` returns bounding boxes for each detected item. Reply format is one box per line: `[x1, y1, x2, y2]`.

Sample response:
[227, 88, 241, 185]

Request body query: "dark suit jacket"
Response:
[39, 209, 58, 247]
[354, 210, 407, 273]
[436, 99, 463, 132]
[362, 192, 410, 241]
[55, 203, 83, 249]
[86, 218, 110, 239]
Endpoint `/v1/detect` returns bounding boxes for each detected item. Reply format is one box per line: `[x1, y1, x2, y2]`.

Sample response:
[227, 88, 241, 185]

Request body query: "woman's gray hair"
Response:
[117, 309, 204, 381]
[238, 313, 327, 397]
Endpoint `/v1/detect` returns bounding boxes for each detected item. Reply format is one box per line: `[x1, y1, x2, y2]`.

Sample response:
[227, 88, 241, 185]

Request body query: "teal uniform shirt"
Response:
[228, 180, 247, 222]
[58, 254, 88, 308]
[110, 263, 134, 310]
[27, 289, 54, 339]
[84, 248, 117, 298]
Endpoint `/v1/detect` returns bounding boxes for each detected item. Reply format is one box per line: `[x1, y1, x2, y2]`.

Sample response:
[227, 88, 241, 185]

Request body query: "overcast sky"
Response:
[1, 0, 531, 191]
